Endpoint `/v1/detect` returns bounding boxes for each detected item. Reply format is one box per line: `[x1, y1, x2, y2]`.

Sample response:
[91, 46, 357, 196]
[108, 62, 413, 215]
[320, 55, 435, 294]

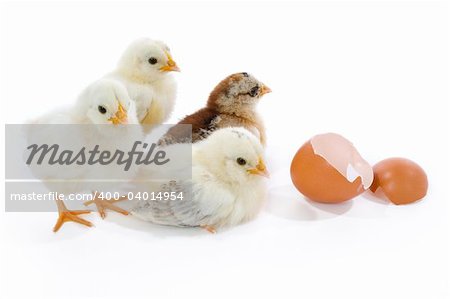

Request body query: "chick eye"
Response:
[249, 86, 259, 97]
[148, 57, 158, 65]
[236, 157, 247, 166]
[242, 72, 249, 77]
[98, 105, 107, 114]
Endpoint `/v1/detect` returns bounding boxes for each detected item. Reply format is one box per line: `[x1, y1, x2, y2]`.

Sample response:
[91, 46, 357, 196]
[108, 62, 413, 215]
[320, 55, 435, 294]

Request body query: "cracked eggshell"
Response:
[370, 158, 428, 205]
[290, 133, 373, 203]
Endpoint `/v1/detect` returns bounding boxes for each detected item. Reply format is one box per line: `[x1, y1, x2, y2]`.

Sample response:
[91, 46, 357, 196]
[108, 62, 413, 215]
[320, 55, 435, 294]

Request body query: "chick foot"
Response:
[200, 224, 216, 234]
[84, 192, 129, 219]
[53, 199, 93, 232]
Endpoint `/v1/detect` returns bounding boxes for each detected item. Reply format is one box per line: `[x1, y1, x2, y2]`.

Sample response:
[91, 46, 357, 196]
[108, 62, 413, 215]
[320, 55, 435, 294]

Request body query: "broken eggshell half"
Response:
[290, 133, 374, 203]
[369, 157, 428, 205]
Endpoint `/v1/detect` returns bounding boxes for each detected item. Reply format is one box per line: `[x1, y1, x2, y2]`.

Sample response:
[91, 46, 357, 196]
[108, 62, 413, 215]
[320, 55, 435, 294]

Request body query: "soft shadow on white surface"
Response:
[361, 190, 390, 205]
[304, 197, 354, 215]
[265, 184, 353, 221]
[103, 212, 206, 237]
[265, 181, 397, 221]
[25, 211, 206, 243]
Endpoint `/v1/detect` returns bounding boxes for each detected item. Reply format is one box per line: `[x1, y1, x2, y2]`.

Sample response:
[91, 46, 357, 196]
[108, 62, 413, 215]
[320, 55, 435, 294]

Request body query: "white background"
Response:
[1, 1, 449, 299]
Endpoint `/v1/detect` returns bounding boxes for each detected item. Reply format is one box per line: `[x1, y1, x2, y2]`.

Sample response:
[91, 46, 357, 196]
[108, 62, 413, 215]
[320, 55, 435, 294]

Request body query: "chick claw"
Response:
[200, 225, 217, 234]
[53, 206, 92, 233]
[84, 192, 129, 219]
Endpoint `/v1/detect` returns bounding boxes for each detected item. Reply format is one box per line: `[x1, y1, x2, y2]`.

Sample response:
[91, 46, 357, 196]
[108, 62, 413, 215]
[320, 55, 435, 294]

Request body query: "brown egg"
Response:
[370, 158, 428, 205]
[290, 133, 373, 203]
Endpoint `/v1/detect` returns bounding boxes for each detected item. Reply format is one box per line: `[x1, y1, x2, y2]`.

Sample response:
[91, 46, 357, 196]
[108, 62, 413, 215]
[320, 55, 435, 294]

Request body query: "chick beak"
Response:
[247, 157, 270, 178]
[260, 84, 272, 96]
[109, 103, 128, 125]
[159, 51, 180, 72]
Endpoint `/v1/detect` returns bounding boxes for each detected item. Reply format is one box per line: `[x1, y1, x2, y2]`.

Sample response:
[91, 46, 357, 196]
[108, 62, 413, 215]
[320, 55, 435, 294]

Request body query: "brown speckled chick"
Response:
[160, 72, 271, 146]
